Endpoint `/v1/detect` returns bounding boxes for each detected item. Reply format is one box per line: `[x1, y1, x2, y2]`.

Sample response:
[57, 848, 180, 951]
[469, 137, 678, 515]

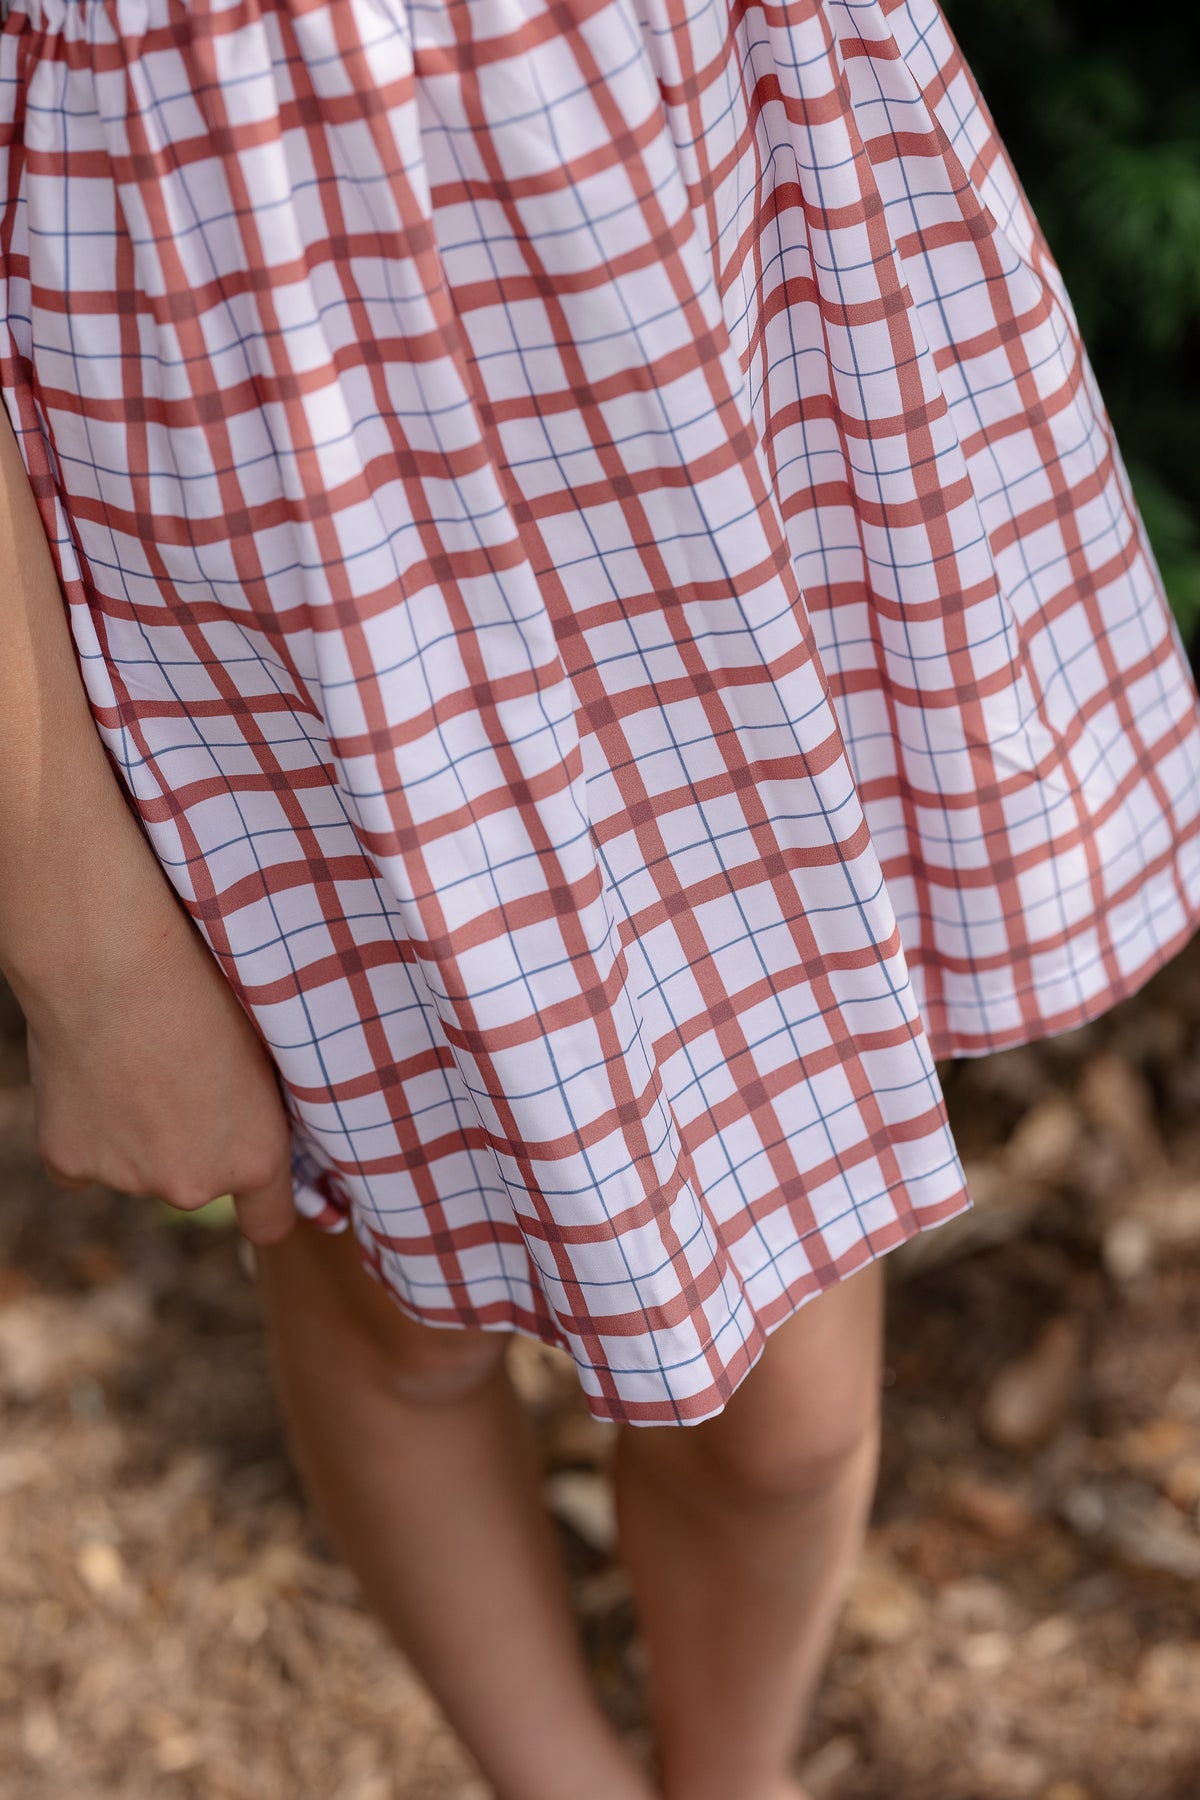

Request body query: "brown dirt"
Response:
[3, 949, 1200, 1800]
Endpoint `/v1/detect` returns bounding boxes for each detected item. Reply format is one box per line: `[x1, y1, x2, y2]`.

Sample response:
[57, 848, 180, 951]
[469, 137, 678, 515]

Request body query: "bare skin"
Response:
[616, 1266, 883, 1800]
[256, 1210, 868, 1799]
[0, 407, 295, 1249]
[255, 1222, 655, 1800]
[0, 398, 881, 1796]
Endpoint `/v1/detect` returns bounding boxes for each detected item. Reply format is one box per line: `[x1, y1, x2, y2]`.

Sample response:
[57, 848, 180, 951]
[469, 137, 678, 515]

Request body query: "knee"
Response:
[636, 1399, 880, 1510]
[259, 1222, 512, 1408]
[701, 1411, 879, 1507]
[321, 1284, 511, 1409]
[361, 1316, 511, 1409]
[322, 1260, 511, 1409]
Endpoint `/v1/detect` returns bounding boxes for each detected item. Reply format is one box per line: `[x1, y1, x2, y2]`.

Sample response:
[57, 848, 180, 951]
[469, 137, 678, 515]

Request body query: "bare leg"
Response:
[255, 1220, 655, 1800]
[615, 1261, 885, 1800]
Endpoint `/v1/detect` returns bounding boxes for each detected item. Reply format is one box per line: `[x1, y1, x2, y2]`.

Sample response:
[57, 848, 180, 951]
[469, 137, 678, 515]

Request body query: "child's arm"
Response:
[0, 408, 296, 1245]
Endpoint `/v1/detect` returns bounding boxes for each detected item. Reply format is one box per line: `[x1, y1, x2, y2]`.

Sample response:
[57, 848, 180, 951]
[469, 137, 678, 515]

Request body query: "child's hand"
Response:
[21, 905, 297, 1248]
[0, 404, 296, 1249]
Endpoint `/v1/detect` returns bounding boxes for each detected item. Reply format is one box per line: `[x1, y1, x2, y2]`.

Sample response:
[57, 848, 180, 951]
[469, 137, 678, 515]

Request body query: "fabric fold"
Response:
[2, 0, 1196, 1420]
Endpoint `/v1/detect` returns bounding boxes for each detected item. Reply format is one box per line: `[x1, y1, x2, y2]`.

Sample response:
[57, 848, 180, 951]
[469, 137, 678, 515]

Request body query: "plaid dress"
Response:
[3, 0, 1199, 1422]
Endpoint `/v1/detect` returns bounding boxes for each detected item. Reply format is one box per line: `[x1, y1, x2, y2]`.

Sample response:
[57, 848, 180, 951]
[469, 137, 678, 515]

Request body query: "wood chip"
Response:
[800, 1734, 859, 1793]
[1059, 1478, 1200, 1580]
[842, 1557, 925, 1646]
[1101, 1216, 1154, 1283]
[543, 1470, 617, 1554]
[981, 1317, 1083, 1451]
[946, 1473, 1038, 1541]
[1006, 1094, 1082, 1183]
[76, 1540, 127, 1601]
[1077, 1054, 1164, 1169]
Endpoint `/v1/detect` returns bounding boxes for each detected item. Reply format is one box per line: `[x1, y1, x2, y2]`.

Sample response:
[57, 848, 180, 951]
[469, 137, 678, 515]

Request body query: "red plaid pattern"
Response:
[2, 0, 1197, 1422]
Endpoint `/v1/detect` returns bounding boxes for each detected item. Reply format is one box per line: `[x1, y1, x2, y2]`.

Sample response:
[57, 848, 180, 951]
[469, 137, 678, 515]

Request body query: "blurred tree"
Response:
[943, 0, 1200, 639]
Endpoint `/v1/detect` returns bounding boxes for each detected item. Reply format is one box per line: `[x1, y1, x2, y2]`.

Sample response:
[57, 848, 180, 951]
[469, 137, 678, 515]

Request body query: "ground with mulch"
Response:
[3, 945, 1200, 1800]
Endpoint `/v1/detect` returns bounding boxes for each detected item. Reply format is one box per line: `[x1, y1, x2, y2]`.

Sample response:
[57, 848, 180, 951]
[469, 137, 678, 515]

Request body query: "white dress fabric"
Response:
[2, 0, 1198, 1420]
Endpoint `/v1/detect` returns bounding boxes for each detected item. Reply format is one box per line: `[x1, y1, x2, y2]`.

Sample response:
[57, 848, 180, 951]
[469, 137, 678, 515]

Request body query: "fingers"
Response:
[233, 1165, 297, 1247]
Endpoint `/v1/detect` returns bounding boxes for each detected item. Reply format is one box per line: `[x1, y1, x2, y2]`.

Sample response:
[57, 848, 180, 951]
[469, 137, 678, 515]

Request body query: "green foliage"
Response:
[155, 1192, 237, 1230]
[942, 0, 1200, 640]
[1129, 463, 1200, 629]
